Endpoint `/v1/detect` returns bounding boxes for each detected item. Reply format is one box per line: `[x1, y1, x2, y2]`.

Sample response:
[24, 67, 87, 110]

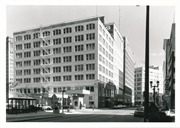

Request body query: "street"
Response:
[26, 107, 143, 122]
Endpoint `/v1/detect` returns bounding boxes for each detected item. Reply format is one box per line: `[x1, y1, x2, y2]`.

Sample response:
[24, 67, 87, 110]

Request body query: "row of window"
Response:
[15, 74, 95, 83]
[16, 64, 95, 75]
[15, 24, 95, 41]
[99, 64, 113, 78]
[99, 24, 114, 47]
[16, 52, 95, 63]
[16, 86, 95, 94]
[99, 54, 113, 70]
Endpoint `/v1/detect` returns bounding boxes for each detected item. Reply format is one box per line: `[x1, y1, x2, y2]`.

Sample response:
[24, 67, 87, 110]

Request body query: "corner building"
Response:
[13, 16, 124, 108]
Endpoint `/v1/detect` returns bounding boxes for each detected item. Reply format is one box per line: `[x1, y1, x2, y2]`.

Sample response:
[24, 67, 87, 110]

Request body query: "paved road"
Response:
[26, 108, 143, 122]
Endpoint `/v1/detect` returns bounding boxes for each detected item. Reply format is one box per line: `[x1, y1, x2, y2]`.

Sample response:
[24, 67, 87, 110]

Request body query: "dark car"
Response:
[134, 106, 144, 117]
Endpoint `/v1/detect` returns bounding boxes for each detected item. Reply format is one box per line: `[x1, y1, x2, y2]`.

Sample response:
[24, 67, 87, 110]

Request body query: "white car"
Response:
[42, 105, 52, 110]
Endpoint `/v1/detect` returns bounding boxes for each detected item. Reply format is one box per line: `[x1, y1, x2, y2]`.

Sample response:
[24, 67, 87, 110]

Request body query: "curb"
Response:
[6, 114, 64, 122]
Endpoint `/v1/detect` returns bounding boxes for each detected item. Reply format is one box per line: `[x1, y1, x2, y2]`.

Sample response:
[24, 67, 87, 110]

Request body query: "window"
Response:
[89, 96, 93, 100]
[42, 68, 50, 74]
[24, 43, 31, 49]
[33, 33, 40, 39]
[63, 46, 72, 53]
[42, 40, 50, 46]
[75, 45, 83, 52]
[24, 52, 31, 58]
[75, 35, 84, 42]
[16, 61, 22, 67]
[86, 74, 95, 80]
[86, 64, 95, 71]
[33, 77, 41, 83]
[86, 33, 95, 40]
[86, 53, 95, 60]
[24, 34, 31, 40]
[33, 59, 41, 65]
[53, 57, 61, 64]
[33, 68, 41, 74]
[24, 78, 31, 83]
[53, 47, 61, 54]
[53, 76, 61, 82]
[75, 25, 84, 32]
[63, 75, 71, 81]
[33, 50, 41, 56]
[137, 87, 141, 90]
[63, 66, 71, 72]
[24, 69, 31, 75]
[63, 27, 72, 34]
[63, 37, 72, 43]
[99, 25, 102, 32]
[43, 31, 50, 37]
[90, 86, 94, 92]
[75, 65, 83, 71]
[75, 55, 84, 61]
[63, 56, 71, 62]
[16, 79, 22, 83]
[86, 23, 95, 30]
[42, 58, 50, 65]
[86, 43, 95, 50]
[33, 41, 41, 48]
[86, 86, 89, 90]
[24, 60, 31, 66]
[53, 29, 61, 35]
[16, 44, 22, 50]
[53, 67, 61, 73]
[75, 75, 83, 80]
[53, 38, 61, 45]
[16, 36, 22, 42]
[42, 49, 51, 55]
[16, 70, 22, 76]
[53, 88, 57, 92]
[42, 77, 50, 82]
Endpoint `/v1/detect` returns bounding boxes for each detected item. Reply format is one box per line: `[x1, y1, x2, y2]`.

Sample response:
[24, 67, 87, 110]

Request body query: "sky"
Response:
[5, 5, 175, 67]
[3, 2, 178, 90]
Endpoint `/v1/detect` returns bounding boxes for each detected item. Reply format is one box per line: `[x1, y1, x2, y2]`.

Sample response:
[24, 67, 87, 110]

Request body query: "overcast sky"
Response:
[6, 5, 175, 67]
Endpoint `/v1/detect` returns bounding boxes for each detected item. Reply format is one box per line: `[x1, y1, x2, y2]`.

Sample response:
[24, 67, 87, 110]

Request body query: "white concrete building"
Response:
[6, 36, 14, 100]
[13, 16, 124, 108]
[134, 65, 163, 105]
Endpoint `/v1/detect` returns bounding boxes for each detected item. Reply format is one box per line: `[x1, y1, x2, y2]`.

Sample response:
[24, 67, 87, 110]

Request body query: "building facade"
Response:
[6, 36, 14, 102]
[13, 16, 124, 108]
[123, 37, 135, 105]
[163, 23, 175, 111]
[134, 65, 163, 106]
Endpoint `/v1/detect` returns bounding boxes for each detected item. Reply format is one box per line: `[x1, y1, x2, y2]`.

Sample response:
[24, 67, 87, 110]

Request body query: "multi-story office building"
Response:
[123, 37, 135, 105]
[13, 16, 124, 108]
[6, 36, 14, 102]
[163, 23, 175, 111]
[134, 65, 163, 105]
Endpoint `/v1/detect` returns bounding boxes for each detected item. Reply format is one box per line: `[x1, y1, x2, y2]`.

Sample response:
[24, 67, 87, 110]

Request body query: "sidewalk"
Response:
[6, 110, 65, 122]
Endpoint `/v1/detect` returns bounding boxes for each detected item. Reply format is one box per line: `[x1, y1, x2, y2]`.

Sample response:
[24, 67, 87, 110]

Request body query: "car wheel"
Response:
[47, 108, 50, 110]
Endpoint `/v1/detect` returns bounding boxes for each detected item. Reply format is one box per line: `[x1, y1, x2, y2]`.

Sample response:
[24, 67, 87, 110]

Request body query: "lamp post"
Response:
[150, 81, 159, 104]
[60, 88, 66, 113]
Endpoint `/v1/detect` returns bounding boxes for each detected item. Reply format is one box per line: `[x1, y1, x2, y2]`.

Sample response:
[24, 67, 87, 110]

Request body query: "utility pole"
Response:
[144, 5, 150, 122]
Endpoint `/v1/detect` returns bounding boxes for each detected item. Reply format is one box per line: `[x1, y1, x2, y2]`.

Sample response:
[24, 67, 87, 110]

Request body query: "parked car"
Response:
[42, 105, 52, 110]
[134, 106, 144, 117]
[122, 105, 127, 108]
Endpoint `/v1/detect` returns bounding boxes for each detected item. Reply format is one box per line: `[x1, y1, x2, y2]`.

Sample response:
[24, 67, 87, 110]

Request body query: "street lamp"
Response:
[150, 81, 159, 104]
[60, 88, 66, 113]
